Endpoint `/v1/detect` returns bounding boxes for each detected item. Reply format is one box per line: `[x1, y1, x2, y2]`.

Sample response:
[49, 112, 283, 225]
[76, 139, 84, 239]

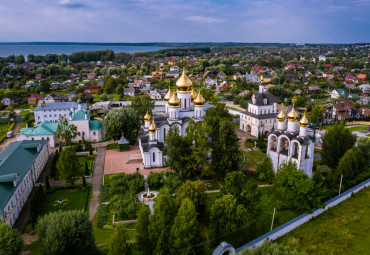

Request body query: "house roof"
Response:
[22, 121, 58, 136]
[89, 120, 104, 130]
[0, 140, 47, 211]
[252, 92, 281, 106]
[333, 100, 355, 111]
[333, 89, 348, 96]
[72, 109, 88, 121]
[33, 102, 81, 111]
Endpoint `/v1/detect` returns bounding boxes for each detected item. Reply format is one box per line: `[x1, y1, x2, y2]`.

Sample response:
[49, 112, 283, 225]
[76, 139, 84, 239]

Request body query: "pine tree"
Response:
[89, 144, 93, 155]
[136, 205, 151, 254]
[84, 161, 89, 176]
[82, 176, 86, 187]
[45, 175, 51, 190]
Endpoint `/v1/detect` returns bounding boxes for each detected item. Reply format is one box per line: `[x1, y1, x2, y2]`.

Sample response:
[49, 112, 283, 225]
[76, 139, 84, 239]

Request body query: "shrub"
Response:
[97, 204, 110, 228]
[103, 224, 113, 230]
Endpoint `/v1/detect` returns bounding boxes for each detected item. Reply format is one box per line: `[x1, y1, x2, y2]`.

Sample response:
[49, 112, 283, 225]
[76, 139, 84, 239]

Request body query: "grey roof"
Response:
[140, 135, 164, 152]
[241, 111, 278, 120]
[253, 92, 281, 106]
[33, 102, 86, 111]
[270, 130, 313, 145]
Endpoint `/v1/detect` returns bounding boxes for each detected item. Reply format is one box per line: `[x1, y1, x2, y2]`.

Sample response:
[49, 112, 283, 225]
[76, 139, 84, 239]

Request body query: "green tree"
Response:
[130, 95, 155, 122]
[256, 156, 275, 183]
[164, 127, 193, 179]
[56, 147, 80, 185]
[210, 194, 246, 238]
[0, 222, 24, 255]
[36, 210, 97, 255]
[321, 123, 356, 168]
[136, 205, 151, 255]
[274, 162, 326, 211]
[175, 181, 206, 214]
[337, 147, 367, 181]
[170, 198, 200, 254]
[241, 241, 305, 255]
[56, 116, 78, 146]
[82, 176, 86, 187]
[104, 108, 141, 144]
[116, 84, 124, 95]
[107, 225, 130, 255]
[45, 175, 51, 190]
[39, 79, 50, 92]
[357, 137, 370, 165]
[84, 161, 89, 175]
[148, 189, 177, 255]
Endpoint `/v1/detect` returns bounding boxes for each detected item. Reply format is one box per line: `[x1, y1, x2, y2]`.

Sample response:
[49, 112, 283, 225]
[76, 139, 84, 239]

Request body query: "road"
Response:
[0, 121, 20, 152]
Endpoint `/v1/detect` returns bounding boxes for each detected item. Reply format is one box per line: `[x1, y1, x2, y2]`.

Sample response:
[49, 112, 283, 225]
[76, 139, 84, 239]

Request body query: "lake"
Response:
[0, 44, 170, 58]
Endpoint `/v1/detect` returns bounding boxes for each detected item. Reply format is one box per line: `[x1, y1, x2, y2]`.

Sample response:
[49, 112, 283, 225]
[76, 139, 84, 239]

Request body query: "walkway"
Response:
[0, 122, 20, 152]
[89, 147, 106, 220]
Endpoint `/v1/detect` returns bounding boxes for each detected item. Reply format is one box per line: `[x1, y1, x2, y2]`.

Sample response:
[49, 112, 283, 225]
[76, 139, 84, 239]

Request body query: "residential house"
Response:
[357, 74, 367, 82]
[307, 86, 322, 94]
[332, 100, 357, 121]
[28, 94, 44, 105]
[203, 78, 217, 88]
[358, 84, 370, 94]
[348, 94, 359, 100]
[84, 86, 100, 93]
[358, 96, 370, 105]
[170, 66, 180, 72]
[331, 88, 349, 99]
[359, 108, 370, 118]
[217, 81, 231, 91]
[232, 73, 242, 80]
[81, 92, 94, 102]
[260, 74, 272, 83]
[67, 92, 78, 101]
[217, 71, 226, 79]
[0, 140, 50, 226]
[1, 95, 22, 106]
[245, 74, 260, 83]
[123, 88, 135, 97]
[87, 73, 96, 79]
[152, 71, 163, 80]
[345, 84, 357, 91]
[165, 71, 180, 79]
[35, 74, 45, 80]
[150, 89, 162, 100]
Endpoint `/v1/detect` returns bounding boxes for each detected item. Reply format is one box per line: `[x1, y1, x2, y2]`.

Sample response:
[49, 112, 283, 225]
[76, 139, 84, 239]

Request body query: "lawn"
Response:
[0, 123, 11, 135]
[38, 185, 90, 217]
[77, 155, 95, 175]
[347, 125, 369, 132]
[278, 187, 370, 255]
[203, 180, 221, 191]
[20, 110, 30, 119]
[243, 150, 266, 171]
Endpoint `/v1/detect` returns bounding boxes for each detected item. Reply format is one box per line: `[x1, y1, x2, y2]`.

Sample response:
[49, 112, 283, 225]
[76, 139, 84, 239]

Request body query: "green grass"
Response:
[77, 155, 95, 175]
[203, 180, 221, 191]
[20, 110, 30, 119]
[0, 123, 11, 135]
[243, 150, 266, 171]
[38, 186, 89, 216]
[278, 187, 370, 255]
[244, 139, 255, 148]
[347, 125, 369, 132]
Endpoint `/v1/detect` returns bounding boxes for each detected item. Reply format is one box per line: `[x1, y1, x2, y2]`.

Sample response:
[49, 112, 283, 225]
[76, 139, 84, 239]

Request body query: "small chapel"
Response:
[139, 70, 206, 168]
[266, 97, 314, 177]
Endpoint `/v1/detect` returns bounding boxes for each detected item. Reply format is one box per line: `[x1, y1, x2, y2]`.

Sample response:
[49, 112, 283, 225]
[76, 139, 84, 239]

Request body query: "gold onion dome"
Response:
[299, 108, 309, 127]
[277, 103, 286, 122]
[194, 91, 205, 106]
[164, 87, 172, 101]
[149, 120, 156, 133]
[191, 88, 197, 101]
[287, 96, 298, 122]
[176, 69, 192, 92]
[168, 92, 180, 108]
[144, 111, 151, 121]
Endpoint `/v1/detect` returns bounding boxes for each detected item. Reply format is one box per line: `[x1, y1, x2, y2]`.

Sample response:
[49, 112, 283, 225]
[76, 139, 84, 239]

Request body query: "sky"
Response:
[0, 0, 370, 43]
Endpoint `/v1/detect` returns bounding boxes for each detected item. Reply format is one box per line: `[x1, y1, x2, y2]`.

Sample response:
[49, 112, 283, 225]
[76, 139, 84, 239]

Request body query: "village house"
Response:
[123, 88, 135, 97]
[87, 73, 96, 79]
[357, 74, 367, 83]
[84, 86, 100, 93]
[1, 95, 22, 106]
[307, 86, 322, 94]
[203, 77, 217, 88]
[152, 71, 163, 80]
[331, 88, 349, 99]
[165, 71, 180, 79]
[245, 74, 260, 83]
[28, 94, 44, 105]
[150, 89, 163, 100]
[358, 84, 370, 94]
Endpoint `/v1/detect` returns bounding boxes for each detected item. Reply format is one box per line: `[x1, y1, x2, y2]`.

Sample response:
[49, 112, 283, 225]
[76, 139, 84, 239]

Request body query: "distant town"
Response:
[0, 44, 369, 255]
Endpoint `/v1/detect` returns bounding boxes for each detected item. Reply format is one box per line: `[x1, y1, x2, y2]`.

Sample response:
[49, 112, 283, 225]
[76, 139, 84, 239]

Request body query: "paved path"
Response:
[0, 121, 20, 152]
[88, 147, 106, 220]
[224, 101, 247, 112]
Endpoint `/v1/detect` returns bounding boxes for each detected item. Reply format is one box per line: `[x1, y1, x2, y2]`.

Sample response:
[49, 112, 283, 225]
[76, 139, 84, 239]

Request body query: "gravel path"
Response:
[89, 147, 106, 220]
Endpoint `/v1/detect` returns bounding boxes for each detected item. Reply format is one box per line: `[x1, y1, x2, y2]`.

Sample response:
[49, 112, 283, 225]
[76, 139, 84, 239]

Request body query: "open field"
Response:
[278, 187, 370, 255]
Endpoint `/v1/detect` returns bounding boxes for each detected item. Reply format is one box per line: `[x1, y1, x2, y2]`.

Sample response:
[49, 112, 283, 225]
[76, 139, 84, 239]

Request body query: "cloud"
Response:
[186, 15, 223, 23]
[59, 0, 84, 8]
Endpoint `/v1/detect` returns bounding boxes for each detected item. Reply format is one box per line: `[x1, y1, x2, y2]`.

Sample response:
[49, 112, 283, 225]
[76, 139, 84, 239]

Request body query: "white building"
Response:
[266, 100, 314, 178]
[33, 101, 86, 124]
[239, 84, 281, 137]
[0, 140, 50, 226]
[204, 77, 218, 88]
[139, 70, 206, 168]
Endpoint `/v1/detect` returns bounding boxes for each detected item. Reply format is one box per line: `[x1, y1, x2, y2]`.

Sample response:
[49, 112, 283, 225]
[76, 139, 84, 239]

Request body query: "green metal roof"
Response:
[334, 88, 349, 96]
[22, 121, 58, 137]
[89, 120, 104, 130]
[349, 93, 359, 99]
[0, 140, 47, 211]
[72, 109, 89, 121]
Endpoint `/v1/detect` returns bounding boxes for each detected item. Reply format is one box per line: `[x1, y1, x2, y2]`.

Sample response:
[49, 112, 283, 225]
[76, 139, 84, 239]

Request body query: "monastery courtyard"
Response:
[103, 145, 170, 176]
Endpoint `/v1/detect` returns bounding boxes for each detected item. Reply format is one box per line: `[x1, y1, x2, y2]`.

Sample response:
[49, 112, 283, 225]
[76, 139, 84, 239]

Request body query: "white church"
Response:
[267, 97, 314, 178]
[139, 70, 206, 168]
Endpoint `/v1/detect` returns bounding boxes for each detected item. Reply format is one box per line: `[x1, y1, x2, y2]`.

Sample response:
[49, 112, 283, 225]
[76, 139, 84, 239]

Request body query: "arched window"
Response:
[163, 128, 166, 138]
[270, 136, 277, 151]
[280, 137, 289, 156]
[153, 152, 155, 162]
[292, 142, 299, 159]
[305, 144, 311, 159]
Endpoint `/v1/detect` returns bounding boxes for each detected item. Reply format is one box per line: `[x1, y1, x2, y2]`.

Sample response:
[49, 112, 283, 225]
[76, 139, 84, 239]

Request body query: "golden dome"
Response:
[191, 88, 197, 102]
[164, 87, 172, 101]
[277, 103, 286, 122]
[168, 92, 180, 108]
[287, 96, 298, 122]
[144, 111, 151, 121]
[149, 120, 156, 133]
[194, 91, 205, 106]
[299, 108, 309, 127]
[176, 69, 192, 92]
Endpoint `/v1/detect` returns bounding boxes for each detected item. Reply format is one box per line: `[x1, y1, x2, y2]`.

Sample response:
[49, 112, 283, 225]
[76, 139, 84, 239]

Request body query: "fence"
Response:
[233, 177, 370, 254]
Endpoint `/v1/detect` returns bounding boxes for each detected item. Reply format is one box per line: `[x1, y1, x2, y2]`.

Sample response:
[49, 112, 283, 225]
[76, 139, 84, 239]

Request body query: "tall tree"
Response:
[357, 137, 370, 165]
[104, 108, 141, 144]
[274, 162, 326, 211]
[36, 210, 97, 255]
[148, 189, 177, 255]
[175, 181, 206, 214]
[170, 198, 201, 255]
[130, 95, 155, 122]
[107, 225, 130, 255]
[136, 205, 151, 255]
[321, 123, 356, 168]
[337, 147, 367, 181]
[56, 116, 78, 146]
[164, 127, 193, 179]
[256, 156, 275, 183]
[56, 147, 80, 185]
[0, 223, 24, 255]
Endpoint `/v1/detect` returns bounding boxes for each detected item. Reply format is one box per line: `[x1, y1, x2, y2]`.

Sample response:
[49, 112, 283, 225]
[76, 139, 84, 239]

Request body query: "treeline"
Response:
[133, 47, 211, 58]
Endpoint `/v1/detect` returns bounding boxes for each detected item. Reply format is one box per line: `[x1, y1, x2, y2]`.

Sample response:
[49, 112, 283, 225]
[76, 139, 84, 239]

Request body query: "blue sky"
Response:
[0, 0, 369, 43]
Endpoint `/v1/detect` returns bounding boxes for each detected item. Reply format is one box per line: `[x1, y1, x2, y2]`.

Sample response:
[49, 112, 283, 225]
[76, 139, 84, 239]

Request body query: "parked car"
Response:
[7, 131, 12, 138]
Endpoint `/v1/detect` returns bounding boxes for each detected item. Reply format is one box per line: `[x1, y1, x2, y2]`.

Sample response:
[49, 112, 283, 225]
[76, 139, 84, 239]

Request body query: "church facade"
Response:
[239, 83, 281, 137]
[139, 70, 206, 168]
[266, 98, 314, 177]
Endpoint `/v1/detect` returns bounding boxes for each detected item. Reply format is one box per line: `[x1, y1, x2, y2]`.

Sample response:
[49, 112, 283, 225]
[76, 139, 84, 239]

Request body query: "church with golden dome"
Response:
[139, 70, 206, 168]
[266, 97, 314, 177]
